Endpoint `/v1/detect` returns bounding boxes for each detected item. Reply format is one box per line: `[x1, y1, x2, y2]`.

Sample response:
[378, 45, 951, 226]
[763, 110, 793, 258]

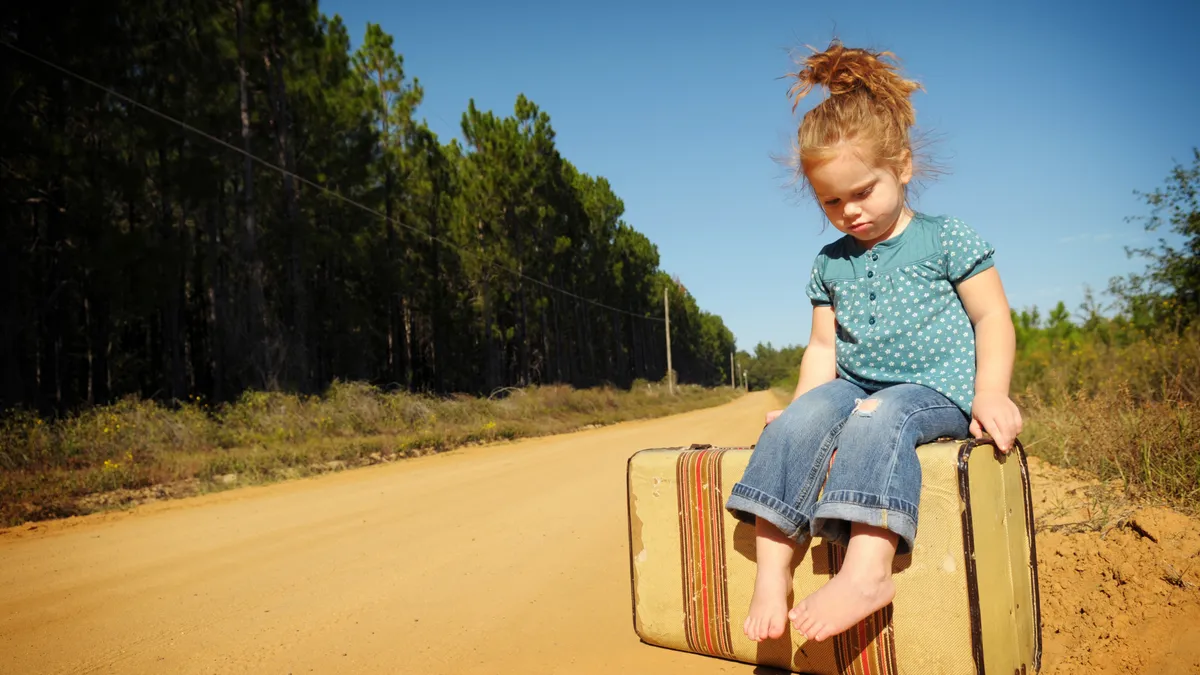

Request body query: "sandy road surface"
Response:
[0, 392, 770, 675]
[2, 391, 1198, 674]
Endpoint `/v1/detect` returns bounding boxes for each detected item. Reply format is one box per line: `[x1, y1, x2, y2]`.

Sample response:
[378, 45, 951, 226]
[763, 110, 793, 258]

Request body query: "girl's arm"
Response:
[793, 305, 838, 400]
[956, 267, 1023, 451]
[765, 305, 837, 425]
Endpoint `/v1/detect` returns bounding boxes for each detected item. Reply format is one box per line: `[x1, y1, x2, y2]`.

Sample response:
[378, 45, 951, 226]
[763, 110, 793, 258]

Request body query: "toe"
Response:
[766, 615, 786, 640]
[788, 601, 806, 623]
[787, 612, 801, 632]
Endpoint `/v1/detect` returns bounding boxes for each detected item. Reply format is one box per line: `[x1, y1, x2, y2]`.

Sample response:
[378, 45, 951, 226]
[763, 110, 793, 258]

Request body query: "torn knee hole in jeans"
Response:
[852, 398, 880, 417]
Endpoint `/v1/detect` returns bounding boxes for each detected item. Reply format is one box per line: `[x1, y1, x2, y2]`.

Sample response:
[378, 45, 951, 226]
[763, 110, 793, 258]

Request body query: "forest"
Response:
[0, 1, 737, 416]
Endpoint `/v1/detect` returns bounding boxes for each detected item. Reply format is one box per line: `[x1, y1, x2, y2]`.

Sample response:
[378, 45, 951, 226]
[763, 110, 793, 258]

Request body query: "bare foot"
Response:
[788, 565, 894, 641]
[744, 517, 796, 642]
[788, 523, 898, 641]
[744, 565, 791, 642]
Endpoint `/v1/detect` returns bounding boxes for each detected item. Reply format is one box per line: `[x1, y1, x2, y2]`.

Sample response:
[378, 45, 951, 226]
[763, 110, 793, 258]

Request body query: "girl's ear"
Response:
[898, 150, 914, 185]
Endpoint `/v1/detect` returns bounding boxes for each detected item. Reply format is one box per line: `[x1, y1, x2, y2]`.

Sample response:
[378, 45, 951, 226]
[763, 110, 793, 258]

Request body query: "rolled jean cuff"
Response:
[811, 490, 919, 555]
[725, 483, 809, 541]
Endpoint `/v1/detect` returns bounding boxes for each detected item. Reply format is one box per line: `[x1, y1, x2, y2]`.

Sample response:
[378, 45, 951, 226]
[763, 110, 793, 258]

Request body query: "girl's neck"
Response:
[861, 208, 914, 249]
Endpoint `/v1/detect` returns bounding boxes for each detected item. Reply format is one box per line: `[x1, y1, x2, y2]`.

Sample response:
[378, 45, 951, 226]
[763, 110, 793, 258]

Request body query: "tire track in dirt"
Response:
[1, 391, 1197, 674]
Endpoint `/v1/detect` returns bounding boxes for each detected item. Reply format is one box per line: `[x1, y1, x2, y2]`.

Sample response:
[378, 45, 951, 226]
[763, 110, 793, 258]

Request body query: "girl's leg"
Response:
[789, 384, 969, 641]
[745, 517, 798, 642]
[724, 379, 864, 641]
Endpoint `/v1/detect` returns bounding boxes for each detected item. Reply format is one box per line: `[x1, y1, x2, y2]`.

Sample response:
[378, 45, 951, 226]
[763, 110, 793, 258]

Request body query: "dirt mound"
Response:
[1029, 458, 1200, 674]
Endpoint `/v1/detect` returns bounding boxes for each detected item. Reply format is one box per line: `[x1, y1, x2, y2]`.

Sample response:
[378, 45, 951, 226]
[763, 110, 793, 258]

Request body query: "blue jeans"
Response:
[725, 379, 969, 554]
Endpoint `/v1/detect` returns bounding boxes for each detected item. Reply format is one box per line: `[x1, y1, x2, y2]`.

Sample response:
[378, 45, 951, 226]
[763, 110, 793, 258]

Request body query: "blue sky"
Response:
[324, 0, 1198, 352]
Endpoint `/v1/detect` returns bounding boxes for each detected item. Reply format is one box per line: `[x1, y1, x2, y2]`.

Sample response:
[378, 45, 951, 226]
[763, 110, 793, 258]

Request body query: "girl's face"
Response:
[805, 143, 913, 248]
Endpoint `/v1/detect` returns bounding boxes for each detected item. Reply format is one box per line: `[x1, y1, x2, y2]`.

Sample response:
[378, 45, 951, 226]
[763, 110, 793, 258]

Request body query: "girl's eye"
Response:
[823, 198, 840, 206]
[856, 186, 874, 198]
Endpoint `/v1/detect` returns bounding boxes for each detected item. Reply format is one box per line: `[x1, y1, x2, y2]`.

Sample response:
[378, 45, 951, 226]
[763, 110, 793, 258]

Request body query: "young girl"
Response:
[724, 41, 1022, 645]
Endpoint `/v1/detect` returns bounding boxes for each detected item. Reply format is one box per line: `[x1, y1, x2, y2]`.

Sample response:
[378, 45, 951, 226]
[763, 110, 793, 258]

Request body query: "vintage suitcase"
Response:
[626, 439, 1041, 674]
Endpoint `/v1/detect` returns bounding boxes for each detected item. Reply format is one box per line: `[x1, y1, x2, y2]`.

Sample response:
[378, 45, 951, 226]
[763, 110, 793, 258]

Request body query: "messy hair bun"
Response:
[787, 40, 930, 191]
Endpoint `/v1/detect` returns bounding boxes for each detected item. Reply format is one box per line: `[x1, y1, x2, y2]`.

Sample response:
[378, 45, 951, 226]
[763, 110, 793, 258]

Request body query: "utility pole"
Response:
[730, 352, 735, 388]
[664, 287, 673, 395]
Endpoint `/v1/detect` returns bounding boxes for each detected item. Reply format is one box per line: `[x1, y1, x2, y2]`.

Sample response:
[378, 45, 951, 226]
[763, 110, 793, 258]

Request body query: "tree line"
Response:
[0, 0, 737, 415]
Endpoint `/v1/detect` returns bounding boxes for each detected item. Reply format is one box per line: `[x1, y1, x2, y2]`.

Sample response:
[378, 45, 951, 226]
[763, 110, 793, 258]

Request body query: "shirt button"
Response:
[870, 292, 876, 301]
[869, 316, 876, 325]
[871, 253, 879, 261]
[867, 270, 874, 278]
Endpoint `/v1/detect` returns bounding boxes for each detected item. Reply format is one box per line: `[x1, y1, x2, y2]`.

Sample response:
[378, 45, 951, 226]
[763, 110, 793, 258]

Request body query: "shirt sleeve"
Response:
[805, 254, 831, 307]
[941, 218, 996, 283]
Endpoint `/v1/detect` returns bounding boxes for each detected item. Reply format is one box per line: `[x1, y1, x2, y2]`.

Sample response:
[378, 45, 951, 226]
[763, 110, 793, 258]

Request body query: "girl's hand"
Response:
[765, 409, 783, 426]
[969, 392, 1023, 452]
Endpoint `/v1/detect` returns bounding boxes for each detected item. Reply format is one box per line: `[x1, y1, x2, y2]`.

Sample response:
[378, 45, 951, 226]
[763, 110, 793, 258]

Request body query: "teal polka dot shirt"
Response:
[805, 212, 995, 415]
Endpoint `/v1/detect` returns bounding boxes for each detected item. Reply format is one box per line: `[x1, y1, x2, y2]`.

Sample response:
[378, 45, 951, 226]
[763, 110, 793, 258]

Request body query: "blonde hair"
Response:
[787, 40, 933, 197]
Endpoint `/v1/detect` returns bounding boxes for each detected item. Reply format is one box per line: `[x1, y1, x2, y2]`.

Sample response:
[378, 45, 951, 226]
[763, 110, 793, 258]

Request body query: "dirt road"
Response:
[2, 391, 1198, 674]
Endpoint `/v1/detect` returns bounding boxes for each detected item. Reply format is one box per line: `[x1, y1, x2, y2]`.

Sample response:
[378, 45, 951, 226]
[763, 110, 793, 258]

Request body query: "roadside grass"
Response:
[0, 381, 742, 527]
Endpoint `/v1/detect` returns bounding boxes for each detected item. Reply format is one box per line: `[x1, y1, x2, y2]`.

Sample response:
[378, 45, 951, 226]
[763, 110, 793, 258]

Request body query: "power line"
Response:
[1, 39, 666, 324]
